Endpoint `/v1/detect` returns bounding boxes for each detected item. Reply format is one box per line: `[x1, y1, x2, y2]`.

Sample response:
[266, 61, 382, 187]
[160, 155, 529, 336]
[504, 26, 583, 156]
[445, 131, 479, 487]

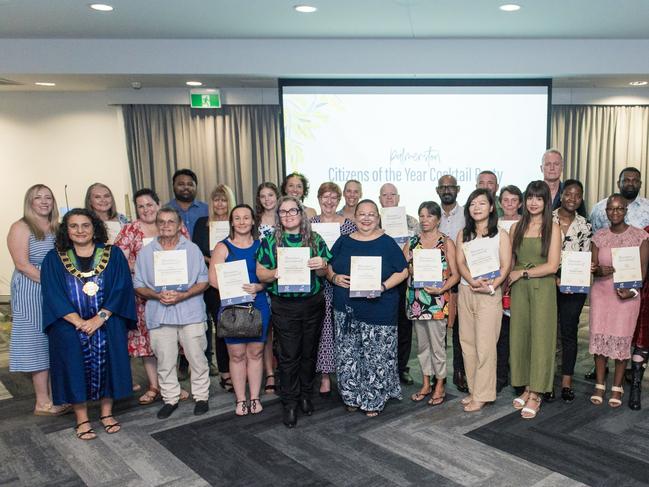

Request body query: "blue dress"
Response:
[41, 244, 136, 405]
[219, 239, 271, 345]
[10, 233, 55, 372]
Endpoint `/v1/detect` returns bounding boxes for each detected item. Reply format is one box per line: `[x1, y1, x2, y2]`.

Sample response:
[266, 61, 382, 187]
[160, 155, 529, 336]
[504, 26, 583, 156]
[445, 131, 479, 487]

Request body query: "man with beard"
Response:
[590, 167, 649, 232]
[436, 175, 468, 393]
[166, 169, 209, 238]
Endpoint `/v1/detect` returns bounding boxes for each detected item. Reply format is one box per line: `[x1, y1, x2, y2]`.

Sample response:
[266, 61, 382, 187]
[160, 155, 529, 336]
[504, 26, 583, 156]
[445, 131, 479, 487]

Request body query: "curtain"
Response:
[551, 105, 649, 211]
[123, 104, 283, 206]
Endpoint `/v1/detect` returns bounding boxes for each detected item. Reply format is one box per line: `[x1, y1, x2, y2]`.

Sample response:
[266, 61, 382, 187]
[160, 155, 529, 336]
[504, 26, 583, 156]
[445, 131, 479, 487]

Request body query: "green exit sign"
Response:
[190, 89, 221, 109]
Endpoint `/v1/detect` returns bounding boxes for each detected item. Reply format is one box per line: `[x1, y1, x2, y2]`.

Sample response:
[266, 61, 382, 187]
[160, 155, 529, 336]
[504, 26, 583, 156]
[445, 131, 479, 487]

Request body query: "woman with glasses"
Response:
[327, 199, 408, 417]
[256, 196, 330, 428]
[589, 194, 648, 407]
[311, 182, 357, 398]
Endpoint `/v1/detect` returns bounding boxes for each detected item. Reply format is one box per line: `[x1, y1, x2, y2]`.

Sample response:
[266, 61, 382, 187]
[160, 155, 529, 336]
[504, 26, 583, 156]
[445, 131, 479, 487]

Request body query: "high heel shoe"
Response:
[590, 384, 606, 405]
[220, 377, 234, 393]
[235, 400, 249, 416]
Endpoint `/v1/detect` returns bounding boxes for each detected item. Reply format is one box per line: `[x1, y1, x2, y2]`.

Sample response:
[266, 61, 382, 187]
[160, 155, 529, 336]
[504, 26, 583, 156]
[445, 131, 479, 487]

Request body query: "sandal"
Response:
[345, 405, 359, 412]
[521, 394, 541, 419]
[99, 415, 121, 434]
[220, 377, 234, 393]
[235, 400, 249, 416]
[463, 400, 486, 412]
[513, 391, 529, 410]
[34, 402, 72, 416]
[590, 383, 606, 405]
[608, 385, 624, 408]
[460, 395, 473, 406]
[180, 389, 190, 401]
[411, 388, 432, 402]
[250, 398, 263, 414]
[428, 394, 446, 406]
[75, 420, 97, 441]
[264, 375, 276, 395]
[138, 387, 161, 405]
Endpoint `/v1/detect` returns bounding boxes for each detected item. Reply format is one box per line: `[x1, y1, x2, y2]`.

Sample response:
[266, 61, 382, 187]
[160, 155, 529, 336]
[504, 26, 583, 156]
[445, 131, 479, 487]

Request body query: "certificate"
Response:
[413, 248, 443, 288]
[560, 251, 591, 293]
[381, 207, 408, 245]
[154, 249, 189, 288]
[277, 247, 311, 293]
[463, 236, 501, 279]
[612, 246, 643, 289]
[209, 221, 230, 250]
[105, 221, 122, 245]
[311, 222, 341, 251]
[350, 256, 382, 297]
[142, 237, 154, 247]
[216, 259, 254, 305]
[498, 219, 517, 233]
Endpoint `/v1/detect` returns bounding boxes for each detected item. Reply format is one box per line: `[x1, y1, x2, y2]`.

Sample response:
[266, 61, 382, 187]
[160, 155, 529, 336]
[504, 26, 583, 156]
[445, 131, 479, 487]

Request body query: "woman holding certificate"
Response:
[311, 182, 357, 398]
[256, 196, 330, 428]
[590, 194, 649, 407]
[456, 189, 512, 412]
[41, 208, 136, 440]
[508, 181, 561, 419]
[328, 199, 408, 417]
[193, 184, 235, 388]
[210, 204, 271, 416]
[552, 180, 592, 402]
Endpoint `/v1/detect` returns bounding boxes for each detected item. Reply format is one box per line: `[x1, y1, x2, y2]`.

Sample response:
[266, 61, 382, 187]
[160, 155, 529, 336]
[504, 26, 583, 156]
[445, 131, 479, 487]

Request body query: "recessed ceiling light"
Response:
[89, 4, 114, 12]
[629, 81, 648, 87]
[186, 81, 203, 87]
[294, 5, 317, 13]
[35, 82, 56, 87]
[499, 4, 521, 11]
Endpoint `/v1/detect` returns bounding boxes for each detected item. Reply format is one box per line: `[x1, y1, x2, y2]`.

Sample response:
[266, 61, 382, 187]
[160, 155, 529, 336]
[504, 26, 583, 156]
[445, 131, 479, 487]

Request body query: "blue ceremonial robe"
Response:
[41, 245, 136, 405]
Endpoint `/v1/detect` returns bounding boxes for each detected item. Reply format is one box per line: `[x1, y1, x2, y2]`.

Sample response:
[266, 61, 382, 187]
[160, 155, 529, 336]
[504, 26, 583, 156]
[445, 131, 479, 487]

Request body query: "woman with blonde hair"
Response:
[84, 183, 128, 224]
[7, 184, 70, 415]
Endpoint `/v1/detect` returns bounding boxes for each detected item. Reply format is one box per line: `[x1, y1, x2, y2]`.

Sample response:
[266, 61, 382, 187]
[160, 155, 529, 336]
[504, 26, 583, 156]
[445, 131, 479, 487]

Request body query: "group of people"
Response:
[8, 149, 649, 438]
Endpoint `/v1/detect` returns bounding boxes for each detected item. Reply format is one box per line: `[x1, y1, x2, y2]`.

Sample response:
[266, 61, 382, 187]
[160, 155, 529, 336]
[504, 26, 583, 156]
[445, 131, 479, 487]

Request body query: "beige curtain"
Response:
[123, 105, 283, 206]
[551, 105, 649, 211]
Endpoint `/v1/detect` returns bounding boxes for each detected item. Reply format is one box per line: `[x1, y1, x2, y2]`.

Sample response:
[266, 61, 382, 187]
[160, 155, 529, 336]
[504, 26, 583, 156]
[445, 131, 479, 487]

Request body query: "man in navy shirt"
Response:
[166, 169, 208, 238]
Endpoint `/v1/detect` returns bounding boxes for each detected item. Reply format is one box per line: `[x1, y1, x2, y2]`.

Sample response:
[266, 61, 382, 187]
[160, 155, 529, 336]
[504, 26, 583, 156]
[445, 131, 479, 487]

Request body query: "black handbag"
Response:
[217, 303, 263, 338]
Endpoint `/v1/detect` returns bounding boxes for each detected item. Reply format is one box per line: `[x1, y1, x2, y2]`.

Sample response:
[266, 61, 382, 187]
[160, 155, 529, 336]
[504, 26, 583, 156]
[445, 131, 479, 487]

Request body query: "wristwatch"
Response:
[98, 310, 109, 321]
[523, 271, 530, 280]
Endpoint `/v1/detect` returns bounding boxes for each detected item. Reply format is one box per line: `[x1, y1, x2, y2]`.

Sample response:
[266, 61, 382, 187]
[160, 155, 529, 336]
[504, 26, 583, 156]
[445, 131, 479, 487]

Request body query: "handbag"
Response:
[217, 303, 263, 338]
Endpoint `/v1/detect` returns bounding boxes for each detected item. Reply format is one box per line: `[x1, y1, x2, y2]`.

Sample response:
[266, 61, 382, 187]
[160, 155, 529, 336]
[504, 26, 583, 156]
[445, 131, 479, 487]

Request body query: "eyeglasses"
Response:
[605, 207, 627, 213]
[437, 185, 459, 191]
[278, 208, 301, 217]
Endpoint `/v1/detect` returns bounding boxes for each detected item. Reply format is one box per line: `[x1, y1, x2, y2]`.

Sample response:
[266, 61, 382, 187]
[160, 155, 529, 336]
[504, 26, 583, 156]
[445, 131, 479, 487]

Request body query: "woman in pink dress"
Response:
[114, 189, 189, 405]
[590, 194, 649, 407]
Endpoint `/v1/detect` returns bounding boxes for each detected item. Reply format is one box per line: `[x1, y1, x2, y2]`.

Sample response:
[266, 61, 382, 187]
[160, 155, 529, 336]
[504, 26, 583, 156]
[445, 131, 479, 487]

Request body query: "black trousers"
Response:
[271, 292, 325, 407]
[397, 281, 412, 374]
[557, 291, 587, 376]
[452, 315, 465, 375]
[497, 314, 510, 385]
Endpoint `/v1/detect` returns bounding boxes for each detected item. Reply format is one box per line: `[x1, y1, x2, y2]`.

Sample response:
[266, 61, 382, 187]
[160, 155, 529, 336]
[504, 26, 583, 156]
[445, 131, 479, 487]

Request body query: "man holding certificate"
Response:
[133, 206, 210, 420]
[589, 194, 649, 408]
[256, 196, 330, 428]
[328, 199, 408, 417]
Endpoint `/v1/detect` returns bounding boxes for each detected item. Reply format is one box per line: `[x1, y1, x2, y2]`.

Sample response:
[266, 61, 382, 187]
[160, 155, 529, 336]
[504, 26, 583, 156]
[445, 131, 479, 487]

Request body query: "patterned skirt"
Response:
[316, 281, 335, 373]
[334, 307, 401, 412]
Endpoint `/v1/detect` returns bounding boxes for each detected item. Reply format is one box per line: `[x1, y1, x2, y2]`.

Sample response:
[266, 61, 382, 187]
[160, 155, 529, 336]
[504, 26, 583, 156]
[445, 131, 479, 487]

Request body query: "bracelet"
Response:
[381, 282, 387, 292]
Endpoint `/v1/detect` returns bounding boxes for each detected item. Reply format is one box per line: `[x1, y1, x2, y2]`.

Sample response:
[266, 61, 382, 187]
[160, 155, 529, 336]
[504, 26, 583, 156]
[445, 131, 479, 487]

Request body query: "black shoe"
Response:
[283, 407, 297, 428]
[543, 390, 556, 403]
[453, 370, 469, 393]
[300, 399, 314, 416]
[629, 361, 646, 410]
[585, 366, 608, 381]
[208, 363, 219, 377]
[400, 371, 414, 385]
[561, 387, 575, 402]
[157, 403, 178, 419]
[194, 400, 209, 416]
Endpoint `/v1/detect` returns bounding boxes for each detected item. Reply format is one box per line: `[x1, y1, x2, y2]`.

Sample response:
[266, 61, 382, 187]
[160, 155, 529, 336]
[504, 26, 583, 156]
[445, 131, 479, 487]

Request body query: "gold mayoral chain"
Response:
[58, 246, 112, 296]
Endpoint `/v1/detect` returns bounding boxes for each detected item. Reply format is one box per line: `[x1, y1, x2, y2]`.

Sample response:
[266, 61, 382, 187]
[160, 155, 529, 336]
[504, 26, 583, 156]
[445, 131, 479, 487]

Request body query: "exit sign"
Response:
[190, 89, 221, 109]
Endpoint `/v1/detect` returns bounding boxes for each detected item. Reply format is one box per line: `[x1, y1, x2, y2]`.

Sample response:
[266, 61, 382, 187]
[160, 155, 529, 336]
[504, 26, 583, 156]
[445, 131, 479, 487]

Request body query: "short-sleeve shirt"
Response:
[166, 199, 209, 238]
[256, 232, 331, 297]
[590, 196, 649, 233]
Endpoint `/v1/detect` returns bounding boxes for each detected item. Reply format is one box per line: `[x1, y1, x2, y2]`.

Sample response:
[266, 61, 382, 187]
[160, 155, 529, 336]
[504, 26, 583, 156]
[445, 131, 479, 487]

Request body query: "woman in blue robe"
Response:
[41, 208, 136, 440]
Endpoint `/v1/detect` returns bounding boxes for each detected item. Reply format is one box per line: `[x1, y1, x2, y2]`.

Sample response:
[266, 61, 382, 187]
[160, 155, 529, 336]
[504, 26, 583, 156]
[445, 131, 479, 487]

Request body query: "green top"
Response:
[256, 231, 331, 297]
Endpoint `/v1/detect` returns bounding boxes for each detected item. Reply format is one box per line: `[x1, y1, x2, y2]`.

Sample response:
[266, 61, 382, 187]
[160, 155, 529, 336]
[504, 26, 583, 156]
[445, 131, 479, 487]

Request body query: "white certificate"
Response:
[413, 248, 443, 288]
[209, 221, 230, 250]
[154, 249, 189, 288]
[142, 237, 154, 247]
[381, 207, 408, 245]
[350, 256, 382, 297]
[105, 221, 122, 245]
[498, 219, 517, 233]
[463, 236, 501, 279]
[277, 247, 311, 293]
[311, 222, 341, 251]
[560, 251, 591, 293]
[216, 259, 254, 305]
[612, 246, 643, 289]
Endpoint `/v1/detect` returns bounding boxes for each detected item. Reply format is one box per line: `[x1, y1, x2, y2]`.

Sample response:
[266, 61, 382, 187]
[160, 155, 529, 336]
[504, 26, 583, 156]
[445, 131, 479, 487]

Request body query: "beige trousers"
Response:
[458, 286, 502, 402]
[413, 319, 447, 379]
[149, 322, 210, 404]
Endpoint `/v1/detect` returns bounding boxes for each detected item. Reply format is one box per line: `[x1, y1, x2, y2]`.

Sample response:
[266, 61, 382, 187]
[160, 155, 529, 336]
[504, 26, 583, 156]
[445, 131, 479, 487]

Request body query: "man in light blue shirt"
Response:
[166, 168, 209, 238]
[590, 167, 649, 233]
[134, 206, 210, 419]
